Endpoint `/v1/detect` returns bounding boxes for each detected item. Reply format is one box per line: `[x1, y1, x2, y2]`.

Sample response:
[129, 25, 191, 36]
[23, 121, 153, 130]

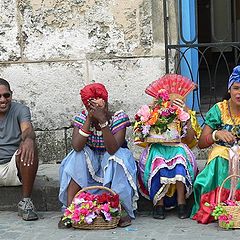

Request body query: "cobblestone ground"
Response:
[0, 211, 239, 240]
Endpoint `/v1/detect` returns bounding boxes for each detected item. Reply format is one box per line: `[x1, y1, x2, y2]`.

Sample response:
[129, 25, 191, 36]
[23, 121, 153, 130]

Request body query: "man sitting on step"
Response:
[0, 78, 39, 221]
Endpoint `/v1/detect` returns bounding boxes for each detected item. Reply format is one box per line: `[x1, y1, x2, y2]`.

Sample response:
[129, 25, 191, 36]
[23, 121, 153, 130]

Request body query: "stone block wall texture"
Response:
[0, 0, 176, 163]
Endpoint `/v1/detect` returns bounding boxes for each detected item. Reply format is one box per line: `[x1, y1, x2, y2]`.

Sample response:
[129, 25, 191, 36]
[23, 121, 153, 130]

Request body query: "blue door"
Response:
[178, 0, 199, 111]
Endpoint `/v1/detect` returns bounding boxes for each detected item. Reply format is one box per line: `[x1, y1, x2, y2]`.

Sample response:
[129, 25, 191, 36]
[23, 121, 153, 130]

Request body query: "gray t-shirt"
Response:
[0, 102, 31, 164]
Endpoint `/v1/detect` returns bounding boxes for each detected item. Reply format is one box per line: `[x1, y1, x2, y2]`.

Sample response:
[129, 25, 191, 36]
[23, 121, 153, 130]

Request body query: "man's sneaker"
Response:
[18, 199, 39, 221]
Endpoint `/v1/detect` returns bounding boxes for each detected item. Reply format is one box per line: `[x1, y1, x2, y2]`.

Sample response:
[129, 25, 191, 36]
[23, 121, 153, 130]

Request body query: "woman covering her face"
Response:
[191, 65, 240, 224]
[58, 83, 138, 228]
[137, 97, 199, 220]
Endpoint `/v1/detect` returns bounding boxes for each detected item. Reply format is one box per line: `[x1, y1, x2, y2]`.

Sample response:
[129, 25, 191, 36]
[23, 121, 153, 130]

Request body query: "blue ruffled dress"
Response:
[59, 110, 138, 218]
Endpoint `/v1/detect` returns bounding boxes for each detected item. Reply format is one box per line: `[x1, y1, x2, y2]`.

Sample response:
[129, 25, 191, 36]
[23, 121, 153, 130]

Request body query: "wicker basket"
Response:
[71, 186, 121, 230]
[217, 174, 240, 229]
[145, 120, 181, 143]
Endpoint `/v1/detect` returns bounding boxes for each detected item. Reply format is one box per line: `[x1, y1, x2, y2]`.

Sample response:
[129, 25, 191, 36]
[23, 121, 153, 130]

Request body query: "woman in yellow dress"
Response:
[191, 65, 240, 224]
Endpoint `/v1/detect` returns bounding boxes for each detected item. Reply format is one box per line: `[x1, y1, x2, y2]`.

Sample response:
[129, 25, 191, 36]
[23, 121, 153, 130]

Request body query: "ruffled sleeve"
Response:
[185, 110, 202, 149]
[111, 110, 131, 134]
[205, 103, 222, 130]
[72, 110, 87, 129]
[189, 110, 202, 139]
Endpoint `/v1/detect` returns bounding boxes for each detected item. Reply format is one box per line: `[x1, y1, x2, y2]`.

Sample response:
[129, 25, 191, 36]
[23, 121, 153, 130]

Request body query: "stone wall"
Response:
[0, 0, 176, 163]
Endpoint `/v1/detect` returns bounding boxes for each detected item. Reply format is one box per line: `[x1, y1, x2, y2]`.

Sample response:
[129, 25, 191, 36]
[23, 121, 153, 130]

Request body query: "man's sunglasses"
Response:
[0, 93, 11, 99]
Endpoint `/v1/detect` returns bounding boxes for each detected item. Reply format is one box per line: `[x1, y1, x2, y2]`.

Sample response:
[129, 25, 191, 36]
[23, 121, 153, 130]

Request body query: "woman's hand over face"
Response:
[88, 98, 107, 123]
[172, 98, 185, 109]
[172, 98, 189, 112]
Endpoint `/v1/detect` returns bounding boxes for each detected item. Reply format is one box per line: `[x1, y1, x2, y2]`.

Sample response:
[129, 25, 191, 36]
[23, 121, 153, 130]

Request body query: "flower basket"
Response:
[64, 186, 121, 230]
[133, 89, 189, 145]
[217, 175, 240, 229]
[145, 120, 181, 143]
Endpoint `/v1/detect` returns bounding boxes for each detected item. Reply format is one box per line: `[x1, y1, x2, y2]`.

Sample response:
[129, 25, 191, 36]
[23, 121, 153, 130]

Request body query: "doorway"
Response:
[197, 0, 240, 110]
[163, 0, 240, 115]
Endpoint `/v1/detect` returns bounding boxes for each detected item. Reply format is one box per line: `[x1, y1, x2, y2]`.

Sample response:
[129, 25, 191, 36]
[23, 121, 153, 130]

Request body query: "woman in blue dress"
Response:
[58, 83, 138, 228]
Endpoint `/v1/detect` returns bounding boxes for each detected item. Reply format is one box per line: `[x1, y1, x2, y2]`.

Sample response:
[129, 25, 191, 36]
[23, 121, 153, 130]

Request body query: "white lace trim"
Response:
[137, 181, 150, 200]
[84, 150, 139, 211]
[153, 175, 193, 206]
[147, 155, 192, 192]
[84, 151, 103, 183]
[104, 155, 139, 211]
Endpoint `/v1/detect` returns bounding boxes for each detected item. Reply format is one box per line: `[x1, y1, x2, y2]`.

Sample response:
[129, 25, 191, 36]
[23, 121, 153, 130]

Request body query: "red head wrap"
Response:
[80, 83, 108, 107]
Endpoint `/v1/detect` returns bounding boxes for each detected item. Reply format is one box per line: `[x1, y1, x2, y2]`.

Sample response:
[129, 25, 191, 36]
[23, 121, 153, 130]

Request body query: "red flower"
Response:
[79, 208, 90, 216]
[96, 193, 110, 204]
[134, 114, 141, 121]
[82, 192, 95, 201]
[110, 195, 120, 208]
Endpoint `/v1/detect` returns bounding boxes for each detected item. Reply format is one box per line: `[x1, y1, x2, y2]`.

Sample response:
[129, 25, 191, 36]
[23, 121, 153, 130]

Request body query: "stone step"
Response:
[0, 164, 61, 211]
[0, 159, 207, 212]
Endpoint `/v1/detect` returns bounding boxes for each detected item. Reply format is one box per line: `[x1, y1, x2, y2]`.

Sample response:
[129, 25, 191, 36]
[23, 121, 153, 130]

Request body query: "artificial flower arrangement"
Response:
[63, 190, 120, 228]
[205, 200, 240, 229]
[133, 89, 190, 144]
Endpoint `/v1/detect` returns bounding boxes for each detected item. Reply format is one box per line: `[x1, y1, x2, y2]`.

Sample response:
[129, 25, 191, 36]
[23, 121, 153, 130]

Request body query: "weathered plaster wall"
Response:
[0, 0, 175, 163]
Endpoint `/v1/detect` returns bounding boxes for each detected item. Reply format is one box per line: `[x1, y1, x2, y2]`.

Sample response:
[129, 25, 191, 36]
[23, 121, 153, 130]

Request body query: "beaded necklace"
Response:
[89, 117, 113, 137]
[227, 101, 240, 138]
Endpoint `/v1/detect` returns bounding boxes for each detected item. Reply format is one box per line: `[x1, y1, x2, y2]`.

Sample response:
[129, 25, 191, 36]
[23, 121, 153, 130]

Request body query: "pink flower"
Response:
[142, 125, 150, 136]
[79, 208, 90, 216]
[73, 197, 85, 205]
[101, 203, 110, 212]
[85, 212, 97, 224]
[77, 192, 95, 201]
[93, 206, 101, 215]
[169, 105, 178, 113]
[160, 110, 171, 117]
[64, 190, 120, 225]
[84, 201, 94, 209]
[72, 210, 81, 222]
[225, 200, 238, 206]
[102, 211, 112, 221]
[177, 108, 190, 122]
[156, 89, 169, 102]
[64, 209, 73, 217]
[137, 105, 151, 122]
[218, 214, 228, 221]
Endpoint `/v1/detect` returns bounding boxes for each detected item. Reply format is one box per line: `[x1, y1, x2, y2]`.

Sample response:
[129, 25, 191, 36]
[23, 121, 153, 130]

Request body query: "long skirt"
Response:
[138, 143, 197, 208]
[59, 146, 138, 218]
[191, 155, 240, 224]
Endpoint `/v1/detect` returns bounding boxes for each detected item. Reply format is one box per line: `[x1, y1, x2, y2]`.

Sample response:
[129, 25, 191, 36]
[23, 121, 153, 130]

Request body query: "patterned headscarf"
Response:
[228, 65, 240, 89]
[80, 83, 108, 107]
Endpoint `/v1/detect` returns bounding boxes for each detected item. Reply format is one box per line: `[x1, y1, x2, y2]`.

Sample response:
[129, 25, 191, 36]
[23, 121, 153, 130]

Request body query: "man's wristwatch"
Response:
[99, 121, 109, 129]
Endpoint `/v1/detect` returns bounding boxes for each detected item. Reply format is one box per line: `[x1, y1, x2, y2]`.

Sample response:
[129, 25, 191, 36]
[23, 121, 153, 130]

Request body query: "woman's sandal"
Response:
[118, 209, 132, 228]
[153, 205, 165, 220]
[177, 204, 189, 219]
[58, 216, 72, 229]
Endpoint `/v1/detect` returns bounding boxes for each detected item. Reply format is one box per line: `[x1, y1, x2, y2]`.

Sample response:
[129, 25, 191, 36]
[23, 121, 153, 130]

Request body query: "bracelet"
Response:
[212, 130, 219, 142]
[80, 128, 91, 135]
[99, 121, 108, 129]
[79, 129, 90, 137]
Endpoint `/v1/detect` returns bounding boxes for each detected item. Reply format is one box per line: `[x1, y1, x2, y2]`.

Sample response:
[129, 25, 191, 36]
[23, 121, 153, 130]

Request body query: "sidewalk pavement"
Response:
[0, 210, 239, 240]
[0, 159, 207, 212]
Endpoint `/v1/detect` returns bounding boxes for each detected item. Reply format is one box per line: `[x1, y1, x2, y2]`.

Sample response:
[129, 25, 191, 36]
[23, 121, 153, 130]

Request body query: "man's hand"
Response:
[16, 138, 35, 167]
[18, 121, 36, 167]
